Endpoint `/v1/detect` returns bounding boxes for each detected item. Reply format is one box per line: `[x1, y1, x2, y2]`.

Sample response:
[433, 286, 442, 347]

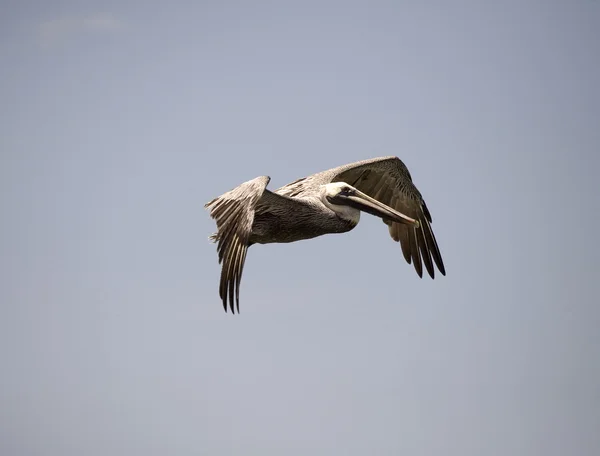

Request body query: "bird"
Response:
[205, 156, 445, 313]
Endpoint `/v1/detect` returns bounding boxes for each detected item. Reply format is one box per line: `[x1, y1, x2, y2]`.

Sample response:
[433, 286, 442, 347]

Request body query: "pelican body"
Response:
[206, 156, 445, 313]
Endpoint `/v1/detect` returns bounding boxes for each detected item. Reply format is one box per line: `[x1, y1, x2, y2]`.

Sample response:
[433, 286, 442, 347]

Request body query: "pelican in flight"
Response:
[206, 156, 445, 313]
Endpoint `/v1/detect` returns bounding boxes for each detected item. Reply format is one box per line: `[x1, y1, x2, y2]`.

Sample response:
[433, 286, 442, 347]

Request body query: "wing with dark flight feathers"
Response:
[330, 156, 445, 278]
[205, 176, 270, 313]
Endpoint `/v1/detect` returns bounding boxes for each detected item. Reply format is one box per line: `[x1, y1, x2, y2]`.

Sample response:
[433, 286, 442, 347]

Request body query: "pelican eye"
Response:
[342, 186, 352, 194]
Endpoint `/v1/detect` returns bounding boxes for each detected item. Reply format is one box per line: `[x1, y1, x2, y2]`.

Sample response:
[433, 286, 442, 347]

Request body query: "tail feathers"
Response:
[205, 176, 270, 313]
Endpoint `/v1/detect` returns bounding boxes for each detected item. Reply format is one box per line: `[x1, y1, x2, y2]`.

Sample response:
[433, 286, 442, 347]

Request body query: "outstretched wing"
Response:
[331, 156, 445, 278]
[205, 176, 270, 313]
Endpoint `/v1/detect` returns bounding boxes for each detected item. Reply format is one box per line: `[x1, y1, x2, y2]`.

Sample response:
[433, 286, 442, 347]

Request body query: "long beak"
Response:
[344, 190, 420, 227]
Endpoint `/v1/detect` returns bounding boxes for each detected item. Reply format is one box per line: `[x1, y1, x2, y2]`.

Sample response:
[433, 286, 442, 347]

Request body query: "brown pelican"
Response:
[206, 156, 445, 313]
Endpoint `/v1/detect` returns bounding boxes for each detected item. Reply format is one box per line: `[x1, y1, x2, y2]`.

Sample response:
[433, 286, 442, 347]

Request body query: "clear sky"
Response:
[1, 1, 599, 455]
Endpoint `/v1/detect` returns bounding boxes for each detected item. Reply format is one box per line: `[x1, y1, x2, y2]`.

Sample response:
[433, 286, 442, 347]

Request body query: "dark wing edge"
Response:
[332, 157, 446, 279]
[205, 176, 270, 313]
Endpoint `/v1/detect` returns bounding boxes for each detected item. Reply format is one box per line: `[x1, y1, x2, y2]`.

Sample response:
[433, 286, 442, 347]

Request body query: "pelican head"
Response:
[323, 182, 420, 227]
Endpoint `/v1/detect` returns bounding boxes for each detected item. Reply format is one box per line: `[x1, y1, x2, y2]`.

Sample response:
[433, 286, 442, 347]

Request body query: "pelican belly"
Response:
[249, 211, 357, 244]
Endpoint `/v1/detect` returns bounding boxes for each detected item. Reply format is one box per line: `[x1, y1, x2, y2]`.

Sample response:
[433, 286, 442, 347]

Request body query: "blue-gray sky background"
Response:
[1, 1, 599, 455]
